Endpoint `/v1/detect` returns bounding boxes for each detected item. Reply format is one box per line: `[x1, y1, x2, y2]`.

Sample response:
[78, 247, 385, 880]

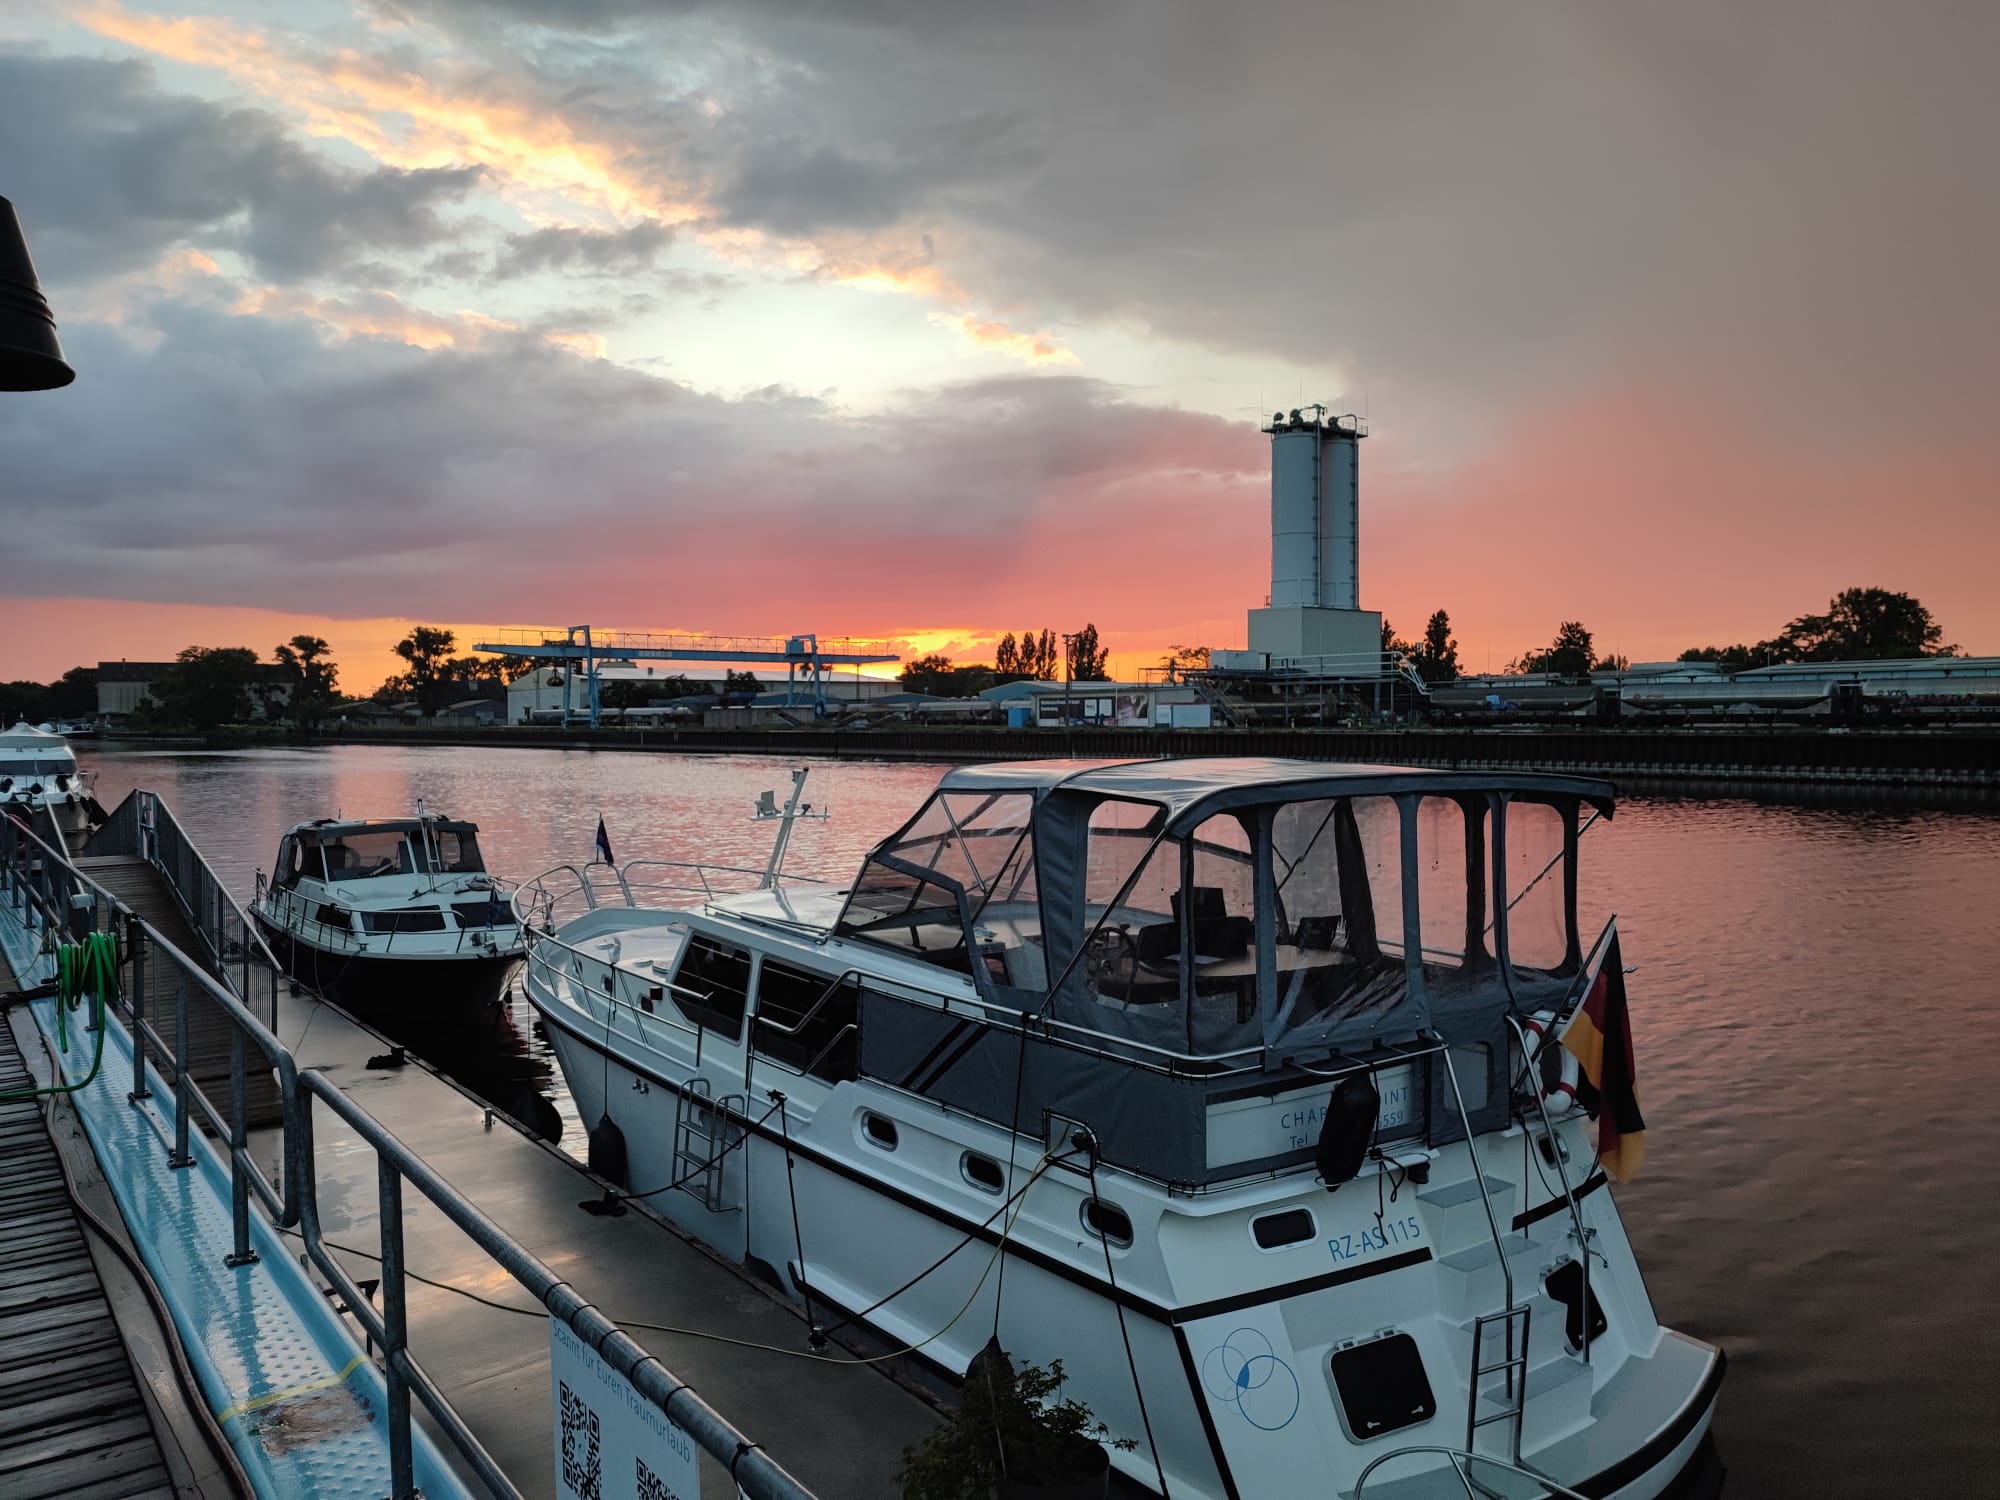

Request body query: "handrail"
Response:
[1507, 1019, 1597, 1366]
[1354, 1444, 1590, 1499]
[1, 804, 821, 1500]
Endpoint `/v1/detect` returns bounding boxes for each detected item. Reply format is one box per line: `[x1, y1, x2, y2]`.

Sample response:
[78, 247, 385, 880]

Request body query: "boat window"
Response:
[1413, 796, 1494, 991]
[862, 1113, 898, 1150]
[314, 903, 349, 930]
[1504, 799, 1571, 976]
[1185, 812, 1259, 1030]
[322, 832, 411, 881]
[277, 837, 305, 889]
[359, 907, 448, 933]
[1268, 797, 1408, 1032]
[834, 858, 976, 973]
[673, 935, 750, 1040]
[960, 1152, 1005, 1194]
[441, 829, 484, 873]
[1083, 800, 1181, 1009]
[1251, 1207, 1316, 1249]
[753, 960, 859, 1082]
[1081, 1198, 1132, 1248]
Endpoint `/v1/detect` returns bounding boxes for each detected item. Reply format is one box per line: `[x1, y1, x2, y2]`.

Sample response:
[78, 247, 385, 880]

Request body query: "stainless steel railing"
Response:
[0, 806, 819, 1500]
[90, 790, 286, 1026]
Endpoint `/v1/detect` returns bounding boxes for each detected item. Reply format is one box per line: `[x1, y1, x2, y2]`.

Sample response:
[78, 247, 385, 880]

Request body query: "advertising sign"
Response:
[552, 1319, 700, 1500]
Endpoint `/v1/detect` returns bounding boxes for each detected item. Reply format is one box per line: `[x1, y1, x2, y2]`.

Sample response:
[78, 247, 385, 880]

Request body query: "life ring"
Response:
[1522, 1009, 1580, 1107]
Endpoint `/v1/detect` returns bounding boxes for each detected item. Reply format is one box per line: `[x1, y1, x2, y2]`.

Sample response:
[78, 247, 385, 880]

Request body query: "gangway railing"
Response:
[88, 789, 283, 1027]
[1, 807, 820, 1500]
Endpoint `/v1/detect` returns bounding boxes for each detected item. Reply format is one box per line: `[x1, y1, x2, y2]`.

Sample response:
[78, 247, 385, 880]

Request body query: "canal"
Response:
[78, 742, 2000, 1497]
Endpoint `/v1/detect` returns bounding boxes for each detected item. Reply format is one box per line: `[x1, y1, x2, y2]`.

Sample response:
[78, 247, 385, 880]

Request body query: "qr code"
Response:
[636, 1456, 682, 1500]
[558, 1379, 602, 1500]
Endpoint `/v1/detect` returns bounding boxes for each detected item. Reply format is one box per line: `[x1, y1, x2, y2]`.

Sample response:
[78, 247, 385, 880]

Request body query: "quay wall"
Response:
[238, 725, 2000, 791]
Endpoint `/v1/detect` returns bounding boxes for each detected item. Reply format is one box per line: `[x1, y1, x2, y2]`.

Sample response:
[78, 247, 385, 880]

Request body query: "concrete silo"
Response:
[1247, 407, 1380, 661]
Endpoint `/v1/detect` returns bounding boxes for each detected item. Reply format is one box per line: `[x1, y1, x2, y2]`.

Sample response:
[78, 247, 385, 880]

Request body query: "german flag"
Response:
[1561, 929, 1646, 1181]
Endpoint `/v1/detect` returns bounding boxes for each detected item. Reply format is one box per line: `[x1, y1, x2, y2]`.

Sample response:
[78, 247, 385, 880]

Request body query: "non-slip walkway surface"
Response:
[0, 997, 174, 1500]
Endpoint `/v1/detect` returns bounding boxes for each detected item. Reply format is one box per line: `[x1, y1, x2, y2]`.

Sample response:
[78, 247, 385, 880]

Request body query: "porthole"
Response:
[862, 1113, 898, 1150]
[961, 1152, 1004, 1194]
[1251, 1207, 1316, 1250]
[1081, 1198, 1132, 1248]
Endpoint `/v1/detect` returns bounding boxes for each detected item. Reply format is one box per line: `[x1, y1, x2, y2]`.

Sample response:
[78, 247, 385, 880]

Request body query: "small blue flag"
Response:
[594, 816, 615, 866]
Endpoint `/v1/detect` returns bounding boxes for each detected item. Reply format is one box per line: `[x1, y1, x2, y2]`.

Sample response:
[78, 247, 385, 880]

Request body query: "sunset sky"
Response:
[3, 1, 1995, 688]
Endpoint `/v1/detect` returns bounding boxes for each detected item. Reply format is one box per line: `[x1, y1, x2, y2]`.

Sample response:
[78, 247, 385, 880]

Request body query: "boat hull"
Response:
[255, 918, 516, 1020]
[530, 994, 1725, 1500]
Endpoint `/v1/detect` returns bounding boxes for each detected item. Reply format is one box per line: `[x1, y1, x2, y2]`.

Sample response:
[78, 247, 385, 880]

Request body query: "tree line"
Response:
[902, 623, 1111, 697]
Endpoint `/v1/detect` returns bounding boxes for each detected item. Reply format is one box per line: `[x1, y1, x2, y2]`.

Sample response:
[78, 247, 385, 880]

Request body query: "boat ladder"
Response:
[1467, 1303, 1531, 1467]
[673, 1077, 744, 1211]
[1439, 1046, 1530, 1473]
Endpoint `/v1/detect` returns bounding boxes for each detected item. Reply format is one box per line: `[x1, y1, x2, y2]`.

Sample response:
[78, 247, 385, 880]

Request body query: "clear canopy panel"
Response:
[1503, 797, 1575, 986]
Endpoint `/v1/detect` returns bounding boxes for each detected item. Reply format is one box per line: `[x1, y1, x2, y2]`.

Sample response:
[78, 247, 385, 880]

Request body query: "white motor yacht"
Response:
[251, 813, 524, 1015]
[0, 720, 99, 840]
[517, 758, 1723, 1499]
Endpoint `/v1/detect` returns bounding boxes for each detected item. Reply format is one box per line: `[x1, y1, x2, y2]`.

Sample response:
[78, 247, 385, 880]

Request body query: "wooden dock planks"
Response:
[0, 1013, 174, 1500]
[72, 855, 283, 1129]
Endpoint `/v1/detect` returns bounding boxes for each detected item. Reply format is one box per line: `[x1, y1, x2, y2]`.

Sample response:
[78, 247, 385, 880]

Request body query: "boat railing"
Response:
[513, 857, 800, 932]
[253, 875, 523, 958]
[0, 808, 820, 1500]
[1353, 1444, 1589, 1499]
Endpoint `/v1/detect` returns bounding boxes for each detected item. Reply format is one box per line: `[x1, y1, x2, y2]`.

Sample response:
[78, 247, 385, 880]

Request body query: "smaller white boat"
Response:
[0, 720, 100, 845]
[251, 812, 524, 1015]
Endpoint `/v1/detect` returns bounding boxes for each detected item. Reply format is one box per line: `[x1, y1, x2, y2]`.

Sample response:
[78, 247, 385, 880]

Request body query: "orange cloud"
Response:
[239, 287, 515, 349]
[928, 312, 1079, 367]
[73, 3, 1063, 365]
[76, 3, 695, 226]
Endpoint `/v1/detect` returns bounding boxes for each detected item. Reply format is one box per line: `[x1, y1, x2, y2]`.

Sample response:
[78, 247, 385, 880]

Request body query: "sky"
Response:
[2, 0, 1996, 689]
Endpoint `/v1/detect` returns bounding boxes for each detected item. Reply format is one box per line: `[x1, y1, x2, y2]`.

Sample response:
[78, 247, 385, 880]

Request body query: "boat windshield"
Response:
[412, 828, 485, 874]
[320, 831, 412, 881]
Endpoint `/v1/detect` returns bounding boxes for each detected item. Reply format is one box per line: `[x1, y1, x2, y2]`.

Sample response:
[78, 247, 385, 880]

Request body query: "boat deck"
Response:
[0, 969, 174, 1500]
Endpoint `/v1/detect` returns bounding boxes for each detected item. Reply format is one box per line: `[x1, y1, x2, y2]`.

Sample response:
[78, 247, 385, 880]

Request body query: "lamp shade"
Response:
[0, 196, 76, 391]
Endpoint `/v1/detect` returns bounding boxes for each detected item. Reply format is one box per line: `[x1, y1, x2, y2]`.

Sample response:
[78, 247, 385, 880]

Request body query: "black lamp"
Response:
[0, 196, 75, 391]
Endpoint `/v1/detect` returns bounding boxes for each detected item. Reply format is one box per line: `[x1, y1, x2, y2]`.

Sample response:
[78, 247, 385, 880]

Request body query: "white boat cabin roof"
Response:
[938, 756, 1615, 825]
[285, 815, 482, 840]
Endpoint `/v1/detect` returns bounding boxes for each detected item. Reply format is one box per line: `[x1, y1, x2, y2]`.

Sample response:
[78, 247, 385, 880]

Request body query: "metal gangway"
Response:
[0, 805, 822, 1500]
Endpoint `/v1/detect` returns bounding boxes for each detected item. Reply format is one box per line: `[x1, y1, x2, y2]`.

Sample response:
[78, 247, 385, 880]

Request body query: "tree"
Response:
[1677, 587, 1955, 672]
[1411, 611, 1459, 685]
[393, 627, 457, 717]
[723, 670, 761, 700]
[994, 633, 1019, 675]
[46, 666, 97, 721]
[0, 680, 49, 724]
[1546, 621, 1595, 677]
[1778, 586, 1955, 661]
[1065, 624, 1110, 681]
[1381, 618, 1414, 656]
[150, 646, 261, 728]
[1015, 629, 1059, 681]
[272, 636, 340, 734]
[1160, 645, 1210, 677]
[1596, 651, 1631, 673]
[901, 653, 957, 696]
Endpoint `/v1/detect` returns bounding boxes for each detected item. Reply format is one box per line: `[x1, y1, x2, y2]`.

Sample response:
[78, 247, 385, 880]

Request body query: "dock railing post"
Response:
[169, 971, 194, 1169]
[378, 1160, 416, 1500]
[129, 917, 151, 1103]
[225, 1027, 258, 1267]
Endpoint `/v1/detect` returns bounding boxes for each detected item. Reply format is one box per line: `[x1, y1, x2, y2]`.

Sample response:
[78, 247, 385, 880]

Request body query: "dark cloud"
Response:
[0, 49, 482, 284]
[0, 289, 1258, 625]
[495, 220, 674, 277]
[364, 1, 2000, 456]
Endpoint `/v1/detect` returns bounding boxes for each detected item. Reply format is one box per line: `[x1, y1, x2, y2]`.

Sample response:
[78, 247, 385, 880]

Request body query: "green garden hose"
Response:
[0, 929, 115, 1101]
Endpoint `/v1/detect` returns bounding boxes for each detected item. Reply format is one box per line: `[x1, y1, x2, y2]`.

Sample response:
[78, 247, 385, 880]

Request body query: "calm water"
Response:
[79, 744, 2000, 1496]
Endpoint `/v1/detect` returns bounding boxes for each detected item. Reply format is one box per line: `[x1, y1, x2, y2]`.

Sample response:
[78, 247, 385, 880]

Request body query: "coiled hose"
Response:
[0, 928, 116, 1101]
